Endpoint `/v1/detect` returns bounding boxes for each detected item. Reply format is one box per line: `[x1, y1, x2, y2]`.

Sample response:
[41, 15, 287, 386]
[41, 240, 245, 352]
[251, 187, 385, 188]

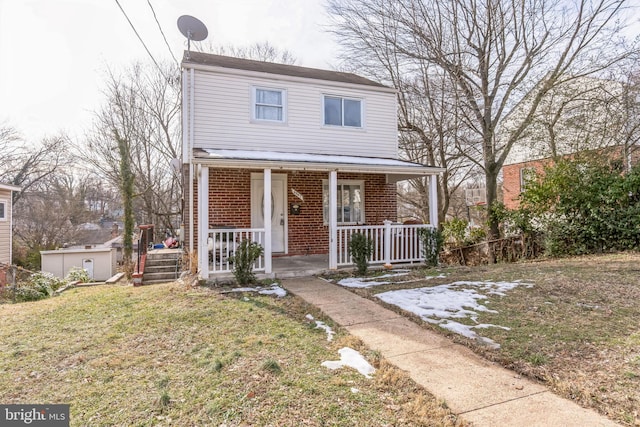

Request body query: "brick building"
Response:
[180, 52, 444, 277]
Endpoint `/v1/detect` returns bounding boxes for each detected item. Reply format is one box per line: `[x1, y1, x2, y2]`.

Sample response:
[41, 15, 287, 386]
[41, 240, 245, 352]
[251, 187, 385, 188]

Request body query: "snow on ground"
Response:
[228, 285, 287, 298]
[376, 281, 533, 349]
[305, 314, 335, 341]
[337, 271, 410, 288]
[321, 347, 376, 378]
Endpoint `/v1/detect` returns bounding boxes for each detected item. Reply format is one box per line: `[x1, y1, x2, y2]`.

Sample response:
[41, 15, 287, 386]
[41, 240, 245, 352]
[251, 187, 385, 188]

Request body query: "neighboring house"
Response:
[501, 76, 639, 209]
[181, 52, 443, 277]
[0, 183, 20, 265]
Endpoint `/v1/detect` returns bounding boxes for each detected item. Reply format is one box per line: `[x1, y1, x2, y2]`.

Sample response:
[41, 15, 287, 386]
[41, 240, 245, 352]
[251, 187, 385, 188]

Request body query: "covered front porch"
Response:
[189, 149, 443, 277]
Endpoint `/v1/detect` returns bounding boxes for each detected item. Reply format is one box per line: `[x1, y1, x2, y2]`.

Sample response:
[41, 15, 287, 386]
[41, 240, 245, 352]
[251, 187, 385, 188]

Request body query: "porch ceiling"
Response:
[193, 148, 445, 181]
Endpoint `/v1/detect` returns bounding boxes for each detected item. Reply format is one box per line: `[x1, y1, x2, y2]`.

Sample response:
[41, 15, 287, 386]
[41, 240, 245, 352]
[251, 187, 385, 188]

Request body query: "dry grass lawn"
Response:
[0, 281, 465, 426]
[344, 252, 640, 426]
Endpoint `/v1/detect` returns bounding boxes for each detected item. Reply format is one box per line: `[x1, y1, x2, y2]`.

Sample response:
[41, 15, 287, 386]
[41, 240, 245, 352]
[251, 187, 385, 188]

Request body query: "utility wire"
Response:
[113, 0, 168, 79]
[146, 0, 180, 67]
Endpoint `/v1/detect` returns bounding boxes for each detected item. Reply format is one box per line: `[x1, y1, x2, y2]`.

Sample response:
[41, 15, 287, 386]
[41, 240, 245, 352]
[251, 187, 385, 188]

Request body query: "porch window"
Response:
[253, 87, 286, 122]
[323, 96, 362, 128]
[323, 180, 364, 224]
[0, 200, 5, 221]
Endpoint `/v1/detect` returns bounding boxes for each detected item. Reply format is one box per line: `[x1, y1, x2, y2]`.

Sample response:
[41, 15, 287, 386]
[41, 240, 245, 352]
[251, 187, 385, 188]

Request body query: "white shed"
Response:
[40, 247, 117, 281]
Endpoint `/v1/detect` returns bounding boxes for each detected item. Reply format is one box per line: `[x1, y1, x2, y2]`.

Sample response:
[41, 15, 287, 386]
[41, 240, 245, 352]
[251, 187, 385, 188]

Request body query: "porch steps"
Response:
[142, 250, 183, 284]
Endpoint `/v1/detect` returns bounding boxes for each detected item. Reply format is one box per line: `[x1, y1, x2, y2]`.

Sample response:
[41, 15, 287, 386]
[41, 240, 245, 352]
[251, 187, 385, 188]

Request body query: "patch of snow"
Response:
[229, 285, 287, 298]
[337, 272, 411, 288]
[258, 285, 287, 298]
[425, 273, 448, 280]
[321, 347, 376, 378]
[305, 314, 335, 341]
[338, 277, 390, 288]
[350, 388, 360, 393]
[376, 280, 533, 348]
[314, 320, 335, 342]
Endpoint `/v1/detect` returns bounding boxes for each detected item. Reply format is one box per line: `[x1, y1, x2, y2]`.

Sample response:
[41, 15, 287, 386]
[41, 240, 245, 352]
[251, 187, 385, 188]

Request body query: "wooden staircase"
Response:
[142, 249, 183, 284]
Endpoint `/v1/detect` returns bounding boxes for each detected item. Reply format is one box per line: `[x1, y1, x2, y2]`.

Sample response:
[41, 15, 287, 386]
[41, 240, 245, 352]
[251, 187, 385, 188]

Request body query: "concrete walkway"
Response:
[281, 277, 619, 427]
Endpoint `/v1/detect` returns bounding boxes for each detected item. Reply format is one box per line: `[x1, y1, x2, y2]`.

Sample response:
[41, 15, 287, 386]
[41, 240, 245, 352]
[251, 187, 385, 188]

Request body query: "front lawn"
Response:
[332, 253, 640, 426]
[0, 281, 462, 426]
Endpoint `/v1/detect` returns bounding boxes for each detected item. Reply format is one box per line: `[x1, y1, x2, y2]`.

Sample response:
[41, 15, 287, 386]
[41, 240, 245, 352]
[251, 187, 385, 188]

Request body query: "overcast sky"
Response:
[0, 0, 340, 144]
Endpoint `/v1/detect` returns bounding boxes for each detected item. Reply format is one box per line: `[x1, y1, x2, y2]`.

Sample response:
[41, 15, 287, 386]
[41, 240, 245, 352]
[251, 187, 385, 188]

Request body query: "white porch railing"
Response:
[208, 228, 265, 273]
[337, 221, 433, 266]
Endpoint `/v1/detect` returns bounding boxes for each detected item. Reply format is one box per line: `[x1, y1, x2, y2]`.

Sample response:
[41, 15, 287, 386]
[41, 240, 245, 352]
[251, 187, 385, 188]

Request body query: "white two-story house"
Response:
[181, 52, 443, 277]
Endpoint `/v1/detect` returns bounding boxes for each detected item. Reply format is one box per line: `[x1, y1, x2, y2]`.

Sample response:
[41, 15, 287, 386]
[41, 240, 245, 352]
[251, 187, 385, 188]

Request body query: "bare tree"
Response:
[328, 0, 637, 237]
[80, 61, 182, 238]
[0, 131, 69, 204]
[198, 41, 298, 64]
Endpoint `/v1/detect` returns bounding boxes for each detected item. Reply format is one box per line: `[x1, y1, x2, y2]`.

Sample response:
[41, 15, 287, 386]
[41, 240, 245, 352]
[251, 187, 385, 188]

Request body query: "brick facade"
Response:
[502, 145, 640, 209]
[189, 168, 397, 256]
[502, 160, 548, 210]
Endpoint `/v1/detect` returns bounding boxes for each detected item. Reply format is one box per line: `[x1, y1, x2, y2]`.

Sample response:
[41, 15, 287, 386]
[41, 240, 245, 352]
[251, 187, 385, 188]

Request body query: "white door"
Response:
[82, 258, 94, 280]
[251, 174, 286, 253]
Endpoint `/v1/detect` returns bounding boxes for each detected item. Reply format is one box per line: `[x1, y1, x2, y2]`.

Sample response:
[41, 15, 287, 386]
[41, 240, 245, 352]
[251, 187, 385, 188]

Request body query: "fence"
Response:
[337, 221, 433, 266]
[208, 228, 265, 273]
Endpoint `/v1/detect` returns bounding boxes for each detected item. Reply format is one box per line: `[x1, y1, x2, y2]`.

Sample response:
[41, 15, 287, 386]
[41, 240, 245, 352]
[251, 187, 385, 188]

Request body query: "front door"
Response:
[251, 174, 286, 253]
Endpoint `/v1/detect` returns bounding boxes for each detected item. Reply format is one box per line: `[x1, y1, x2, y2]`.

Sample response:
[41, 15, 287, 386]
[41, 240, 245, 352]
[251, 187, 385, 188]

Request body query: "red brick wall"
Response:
[502, 160, 547, 210]
[190, 168, 397, 256]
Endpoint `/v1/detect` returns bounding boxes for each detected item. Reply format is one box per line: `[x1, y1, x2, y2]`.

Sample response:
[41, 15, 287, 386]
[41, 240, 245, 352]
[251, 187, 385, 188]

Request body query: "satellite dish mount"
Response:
[177, 15, 208, 59]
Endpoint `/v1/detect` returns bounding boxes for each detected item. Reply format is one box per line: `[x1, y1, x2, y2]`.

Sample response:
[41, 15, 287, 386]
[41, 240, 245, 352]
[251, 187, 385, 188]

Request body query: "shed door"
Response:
[82, 258, 94, 280]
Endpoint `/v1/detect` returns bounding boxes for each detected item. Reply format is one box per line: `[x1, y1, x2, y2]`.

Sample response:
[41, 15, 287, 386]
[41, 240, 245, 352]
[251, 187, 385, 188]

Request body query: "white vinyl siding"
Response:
[322, 180, 365, 224]
[190, 71, 397, 158]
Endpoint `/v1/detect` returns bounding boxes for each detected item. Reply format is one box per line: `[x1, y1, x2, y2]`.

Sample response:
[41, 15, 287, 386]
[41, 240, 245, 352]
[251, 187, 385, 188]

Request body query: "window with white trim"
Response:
[519, 167, 536, 192]
[0, 200, 6, 221]
[322, 180, 364, 224]
[252, 87, 286, 122]
[323, 96, 362, 128]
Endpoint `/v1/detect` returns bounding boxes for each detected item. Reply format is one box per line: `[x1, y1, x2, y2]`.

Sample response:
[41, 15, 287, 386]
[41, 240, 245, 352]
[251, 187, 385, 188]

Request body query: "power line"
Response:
[113, 0, 168, 79]
[146, 0, 180, 67]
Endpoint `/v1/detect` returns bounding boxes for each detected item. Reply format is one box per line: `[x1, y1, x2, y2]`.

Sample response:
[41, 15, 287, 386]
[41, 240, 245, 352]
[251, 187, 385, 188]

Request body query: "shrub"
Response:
[465, 227, 487, 246]
[418, 227, 444, 267]
[516, 156, 640, 255]
[349, 233, 373, 275]
[14, 272, 66, 302]
[442, 218, 468, 247]
[231, 240, 264, 285]
[65, 267, 90, 283]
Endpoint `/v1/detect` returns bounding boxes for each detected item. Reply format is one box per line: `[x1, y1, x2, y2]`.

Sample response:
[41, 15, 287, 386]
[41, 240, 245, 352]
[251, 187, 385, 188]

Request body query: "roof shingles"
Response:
[182, 51, 388, 88]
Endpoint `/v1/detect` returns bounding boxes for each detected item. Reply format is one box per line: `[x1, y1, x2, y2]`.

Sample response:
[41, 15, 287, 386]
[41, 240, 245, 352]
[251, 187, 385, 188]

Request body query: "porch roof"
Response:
[193, 148, 444, 181]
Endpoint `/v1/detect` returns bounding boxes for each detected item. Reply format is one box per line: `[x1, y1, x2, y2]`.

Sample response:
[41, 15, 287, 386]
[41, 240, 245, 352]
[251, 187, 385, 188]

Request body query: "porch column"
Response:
[429, 174, 439, 228]
[329, 170, 338, 269]
[263, 169, 272, 274]
[197, 165, 209, 277]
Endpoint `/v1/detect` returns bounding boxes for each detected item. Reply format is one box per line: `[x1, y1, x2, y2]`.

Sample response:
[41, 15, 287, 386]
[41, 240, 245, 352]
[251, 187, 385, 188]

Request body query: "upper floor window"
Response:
[323, 96, 362, 128]
[0, 200, 6, 221]
[253, 87, 286, 122]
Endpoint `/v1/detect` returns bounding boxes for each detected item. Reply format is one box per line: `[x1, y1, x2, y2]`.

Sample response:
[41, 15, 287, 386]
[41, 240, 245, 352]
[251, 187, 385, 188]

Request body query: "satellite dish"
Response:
[177, 15, 208, 58]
